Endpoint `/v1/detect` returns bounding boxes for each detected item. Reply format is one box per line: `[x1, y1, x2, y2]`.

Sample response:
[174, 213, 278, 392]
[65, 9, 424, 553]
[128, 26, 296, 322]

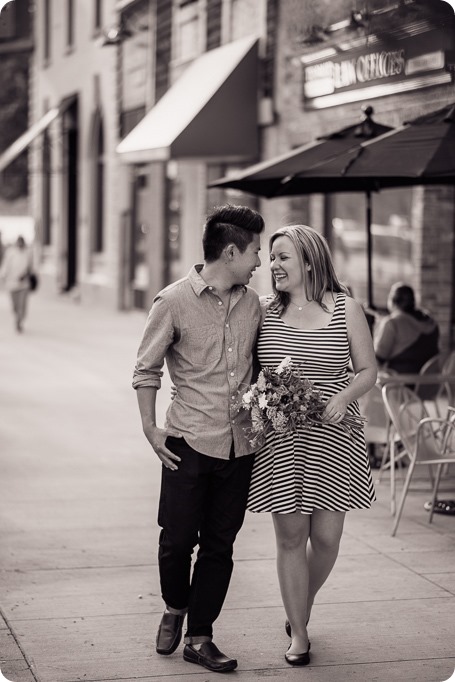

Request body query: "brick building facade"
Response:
[213, 0, 455, 350]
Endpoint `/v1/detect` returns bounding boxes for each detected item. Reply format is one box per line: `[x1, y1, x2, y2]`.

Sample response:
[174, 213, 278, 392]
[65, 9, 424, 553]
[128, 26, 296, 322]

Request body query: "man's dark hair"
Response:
[202, 204, 264, 262]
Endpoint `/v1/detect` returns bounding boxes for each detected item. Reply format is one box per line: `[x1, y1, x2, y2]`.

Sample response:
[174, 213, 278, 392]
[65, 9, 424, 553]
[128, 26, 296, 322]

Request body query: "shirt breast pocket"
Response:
[236, 314, 260, 358]
[184, 325, 219, 366]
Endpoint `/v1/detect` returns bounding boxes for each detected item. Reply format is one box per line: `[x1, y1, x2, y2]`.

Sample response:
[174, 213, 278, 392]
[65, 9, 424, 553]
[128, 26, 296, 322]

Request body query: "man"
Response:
[133, 204, 264, 673]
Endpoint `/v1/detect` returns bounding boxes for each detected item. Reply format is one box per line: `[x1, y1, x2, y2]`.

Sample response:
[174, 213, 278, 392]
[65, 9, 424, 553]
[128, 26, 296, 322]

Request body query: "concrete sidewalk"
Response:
[0, 291, 454, 682]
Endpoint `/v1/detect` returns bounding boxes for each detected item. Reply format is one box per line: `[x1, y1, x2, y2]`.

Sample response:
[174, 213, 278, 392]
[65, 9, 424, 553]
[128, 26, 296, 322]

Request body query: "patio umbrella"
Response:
[210, 103, 455, 307]
[209, 106, 392, 199]
[294, 103, 455, 187]
[274, 103, 455, 306]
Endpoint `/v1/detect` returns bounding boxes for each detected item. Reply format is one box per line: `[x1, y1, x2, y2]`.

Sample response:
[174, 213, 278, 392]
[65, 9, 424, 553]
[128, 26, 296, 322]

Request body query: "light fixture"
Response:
[101, 16, 148, 46]
[102, 19, 132, 46]
[353, 105, 376, 138]
[350, 9, 367, 27]
[301, 24, 331, 46]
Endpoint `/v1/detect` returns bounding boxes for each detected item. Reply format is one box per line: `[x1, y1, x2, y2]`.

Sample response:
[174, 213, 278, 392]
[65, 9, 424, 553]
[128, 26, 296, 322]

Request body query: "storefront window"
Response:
[330, 188, 414, 310]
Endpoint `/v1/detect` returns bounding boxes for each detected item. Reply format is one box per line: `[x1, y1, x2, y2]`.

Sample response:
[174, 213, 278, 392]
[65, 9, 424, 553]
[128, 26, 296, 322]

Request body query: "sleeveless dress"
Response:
[247, 293, 376, 514]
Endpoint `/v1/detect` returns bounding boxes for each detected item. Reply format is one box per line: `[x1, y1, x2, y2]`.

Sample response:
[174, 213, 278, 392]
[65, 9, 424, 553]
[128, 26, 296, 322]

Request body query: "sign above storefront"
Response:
[302, 27, 452, 109]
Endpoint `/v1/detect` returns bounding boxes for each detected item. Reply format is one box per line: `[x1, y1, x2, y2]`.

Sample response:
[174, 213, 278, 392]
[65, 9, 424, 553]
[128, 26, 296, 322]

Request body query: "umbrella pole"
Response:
[366, 190, 373, 309]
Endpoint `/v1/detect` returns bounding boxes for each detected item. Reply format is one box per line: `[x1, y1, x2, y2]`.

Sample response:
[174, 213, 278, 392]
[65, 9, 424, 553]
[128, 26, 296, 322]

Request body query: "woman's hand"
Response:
[323, 394, 349, 424]
[170, 385, 177, 401]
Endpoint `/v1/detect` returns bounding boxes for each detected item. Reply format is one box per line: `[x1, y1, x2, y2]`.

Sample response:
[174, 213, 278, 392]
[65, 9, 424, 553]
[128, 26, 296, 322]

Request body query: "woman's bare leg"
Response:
[306, 510, 345, 622]
[273, 512, 310, 654]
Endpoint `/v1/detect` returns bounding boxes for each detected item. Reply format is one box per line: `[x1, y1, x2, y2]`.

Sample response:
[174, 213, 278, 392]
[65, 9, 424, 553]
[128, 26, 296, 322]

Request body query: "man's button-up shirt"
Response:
[132, 265, 261, 459]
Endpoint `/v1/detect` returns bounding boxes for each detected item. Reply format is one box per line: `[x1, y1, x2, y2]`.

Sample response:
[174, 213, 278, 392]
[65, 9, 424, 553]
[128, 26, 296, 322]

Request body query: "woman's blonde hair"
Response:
[269, 224, 348, 312]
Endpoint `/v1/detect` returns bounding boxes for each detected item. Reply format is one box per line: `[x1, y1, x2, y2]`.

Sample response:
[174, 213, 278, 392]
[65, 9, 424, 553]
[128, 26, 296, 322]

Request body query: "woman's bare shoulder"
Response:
[345, 295, 373, 331]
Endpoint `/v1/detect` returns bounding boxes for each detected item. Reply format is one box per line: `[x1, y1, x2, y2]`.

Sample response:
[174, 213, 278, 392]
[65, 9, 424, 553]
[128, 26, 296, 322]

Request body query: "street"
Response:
[0, 291, 454, 682]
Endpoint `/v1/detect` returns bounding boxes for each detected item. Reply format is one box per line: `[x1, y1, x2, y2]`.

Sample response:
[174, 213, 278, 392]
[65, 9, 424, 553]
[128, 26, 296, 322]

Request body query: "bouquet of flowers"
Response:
[237, 356, 366, 446]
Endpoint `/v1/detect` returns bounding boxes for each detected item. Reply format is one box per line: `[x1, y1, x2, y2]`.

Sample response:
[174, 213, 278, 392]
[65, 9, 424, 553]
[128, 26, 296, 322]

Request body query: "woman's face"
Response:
[270, 235, 305, 294]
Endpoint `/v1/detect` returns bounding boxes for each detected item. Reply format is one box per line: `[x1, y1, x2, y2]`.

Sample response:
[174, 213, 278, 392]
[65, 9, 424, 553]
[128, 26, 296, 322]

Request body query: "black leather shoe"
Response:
[156, 611, 185, 655]
[285, 645, 311, 666]
[183, 641, 238, 672]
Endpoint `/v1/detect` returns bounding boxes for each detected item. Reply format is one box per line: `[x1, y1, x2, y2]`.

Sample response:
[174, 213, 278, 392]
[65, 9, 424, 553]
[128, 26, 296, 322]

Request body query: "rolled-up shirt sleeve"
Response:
[132, 297, 174, 390]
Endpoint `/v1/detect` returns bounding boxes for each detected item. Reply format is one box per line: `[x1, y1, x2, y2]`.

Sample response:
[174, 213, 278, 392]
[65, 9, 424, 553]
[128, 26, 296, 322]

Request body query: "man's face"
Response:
[232, 233, 261, 285]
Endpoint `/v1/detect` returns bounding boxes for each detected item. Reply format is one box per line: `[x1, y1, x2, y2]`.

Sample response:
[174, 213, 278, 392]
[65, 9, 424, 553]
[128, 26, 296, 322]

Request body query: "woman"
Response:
[0, 235, 33, 333]
[374, 282, 439, 374]
[247, 225, 377, 666]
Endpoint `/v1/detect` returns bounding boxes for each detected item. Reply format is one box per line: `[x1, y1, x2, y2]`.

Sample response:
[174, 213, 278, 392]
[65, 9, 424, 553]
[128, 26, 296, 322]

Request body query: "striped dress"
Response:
[247, 293, 376, 514]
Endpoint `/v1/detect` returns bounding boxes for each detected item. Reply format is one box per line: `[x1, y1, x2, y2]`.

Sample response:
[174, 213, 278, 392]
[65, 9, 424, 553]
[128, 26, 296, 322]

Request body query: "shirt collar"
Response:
[188, 264, 246, 298]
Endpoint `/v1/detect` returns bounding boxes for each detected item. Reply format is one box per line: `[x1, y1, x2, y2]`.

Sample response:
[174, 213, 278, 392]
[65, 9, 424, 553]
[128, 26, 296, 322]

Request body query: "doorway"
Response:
[61, 98, 79, 291]
[130, 168, 150, 310]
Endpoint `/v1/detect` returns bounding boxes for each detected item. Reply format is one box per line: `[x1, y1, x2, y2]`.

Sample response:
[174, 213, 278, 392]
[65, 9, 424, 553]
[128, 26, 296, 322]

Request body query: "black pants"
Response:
[158, 437, 254, 643]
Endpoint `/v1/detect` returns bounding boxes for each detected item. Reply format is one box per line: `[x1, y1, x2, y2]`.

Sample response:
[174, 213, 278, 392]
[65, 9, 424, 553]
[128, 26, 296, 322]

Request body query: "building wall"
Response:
[30, 0, 122, 306]
[118, 0, 272, 307]
[171, 0, 269, 284]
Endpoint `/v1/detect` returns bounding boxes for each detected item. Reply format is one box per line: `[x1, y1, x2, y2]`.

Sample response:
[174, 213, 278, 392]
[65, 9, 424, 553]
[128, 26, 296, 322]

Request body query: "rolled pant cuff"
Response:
[166, 605, 188, 616]
[184, 635, 212, 645]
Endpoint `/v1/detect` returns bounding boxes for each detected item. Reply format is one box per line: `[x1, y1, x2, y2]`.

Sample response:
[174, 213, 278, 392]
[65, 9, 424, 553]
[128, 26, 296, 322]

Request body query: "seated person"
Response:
[374, 283, 439, 374]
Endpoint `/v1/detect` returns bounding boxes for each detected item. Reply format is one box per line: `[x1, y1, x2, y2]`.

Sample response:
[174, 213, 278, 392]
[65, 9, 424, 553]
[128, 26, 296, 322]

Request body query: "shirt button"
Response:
[225, 324, 229, 328]
[232, 395, 236, 399]
[228, 347, 232, 352]
[209, 286, 213, 290]
[230, 372, 235, 376]
[232, 420, 236, 424]
[218, 301, 222, 306]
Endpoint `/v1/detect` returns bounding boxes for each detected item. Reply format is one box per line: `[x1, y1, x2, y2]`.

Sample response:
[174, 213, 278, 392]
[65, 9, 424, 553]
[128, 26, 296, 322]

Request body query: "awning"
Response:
[117, 36, 259, 163]
[0, 109, 58, 173]
[0, 96, 77, 173]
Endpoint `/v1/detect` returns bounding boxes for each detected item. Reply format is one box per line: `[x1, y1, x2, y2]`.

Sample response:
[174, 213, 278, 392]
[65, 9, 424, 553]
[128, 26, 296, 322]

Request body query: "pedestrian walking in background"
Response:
[247, 225, 377, 666]
[0, 235, 33, 333]
[374, 282, 439, 374]
[132, 204, 264, 673]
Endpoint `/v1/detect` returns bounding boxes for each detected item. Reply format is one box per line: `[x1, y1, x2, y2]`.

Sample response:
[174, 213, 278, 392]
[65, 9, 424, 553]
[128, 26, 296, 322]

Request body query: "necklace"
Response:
[289, 299, 312, 311]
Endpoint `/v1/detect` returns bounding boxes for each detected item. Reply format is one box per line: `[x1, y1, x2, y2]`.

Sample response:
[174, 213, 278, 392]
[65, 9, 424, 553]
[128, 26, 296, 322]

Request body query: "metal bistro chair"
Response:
[416, 352, 454, 418]
[365, 372, 407, 514]
[441, 351, 455, 407]
[382, 384, 455, 536]
[360, 382, 397, 512]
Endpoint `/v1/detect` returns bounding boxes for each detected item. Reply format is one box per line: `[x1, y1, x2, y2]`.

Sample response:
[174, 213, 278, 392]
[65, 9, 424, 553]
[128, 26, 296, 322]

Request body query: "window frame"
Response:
[66, 0, 74, 49]
[43, 0, 51, 63]
[90, 110, 105, 254]
[42, 129, 52, 246]
[94, 0, 102, 31]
